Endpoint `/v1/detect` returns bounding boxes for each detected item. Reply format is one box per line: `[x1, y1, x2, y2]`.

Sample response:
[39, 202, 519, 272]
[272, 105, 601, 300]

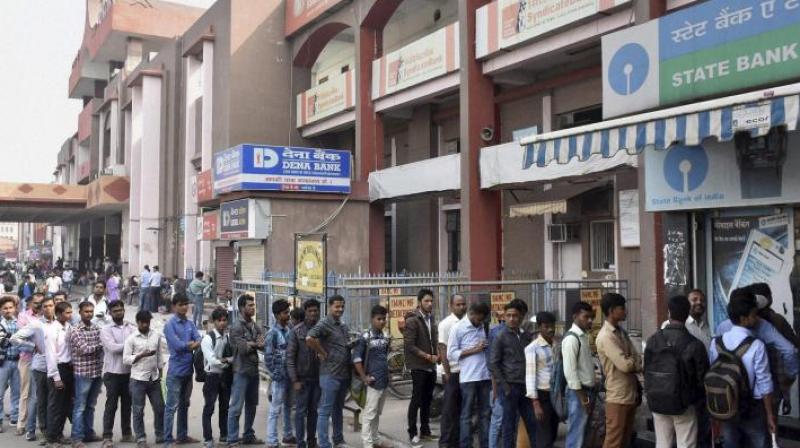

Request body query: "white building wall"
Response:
[129, 85, 143, 272]
[138, 75, 162, 269]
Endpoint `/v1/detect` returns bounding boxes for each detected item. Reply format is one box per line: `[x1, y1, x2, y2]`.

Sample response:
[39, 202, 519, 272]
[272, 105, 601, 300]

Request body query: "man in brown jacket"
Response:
[403, 289, 438, 446]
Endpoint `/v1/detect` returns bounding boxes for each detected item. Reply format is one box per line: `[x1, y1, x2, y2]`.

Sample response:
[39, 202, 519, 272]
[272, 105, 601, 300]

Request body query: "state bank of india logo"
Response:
[608, 43, 650, 96]
[663, 145, 709, 193]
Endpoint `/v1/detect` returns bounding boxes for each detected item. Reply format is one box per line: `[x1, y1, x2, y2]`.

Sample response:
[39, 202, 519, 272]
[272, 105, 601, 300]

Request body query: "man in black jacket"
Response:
[403, 289, 438, 446]
[645, 295, 709, 448]
[287, 299, 321, 448]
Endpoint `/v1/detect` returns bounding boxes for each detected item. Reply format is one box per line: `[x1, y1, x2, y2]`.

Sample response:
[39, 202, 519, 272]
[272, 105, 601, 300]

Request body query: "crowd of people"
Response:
[0, 273, 794, 448]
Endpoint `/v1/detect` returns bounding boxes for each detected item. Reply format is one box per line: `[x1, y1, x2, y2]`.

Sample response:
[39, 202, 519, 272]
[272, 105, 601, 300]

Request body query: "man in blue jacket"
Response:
[265, 299, 295, 448]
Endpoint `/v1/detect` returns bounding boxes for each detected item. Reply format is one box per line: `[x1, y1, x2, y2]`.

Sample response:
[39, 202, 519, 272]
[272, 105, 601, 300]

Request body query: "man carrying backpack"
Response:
[645, 295, 709, 448]
[561, 301, 596, 448]
[200, 308, 233, 448]
[707, 288, 777, 447]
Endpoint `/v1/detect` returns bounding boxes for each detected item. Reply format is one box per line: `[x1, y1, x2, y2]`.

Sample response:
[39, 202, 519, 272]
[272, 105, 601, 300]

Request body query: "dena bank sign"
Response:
[602, 0, 800, 118]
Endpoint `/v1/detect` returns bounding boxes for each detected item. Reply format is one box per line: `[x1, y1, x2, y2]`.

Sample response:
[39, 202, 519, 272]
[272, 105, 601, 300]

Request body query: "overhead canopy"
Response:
[521, 83, 800, 167]
[509, 200, 566, 217]
[369, 154, 460, 202]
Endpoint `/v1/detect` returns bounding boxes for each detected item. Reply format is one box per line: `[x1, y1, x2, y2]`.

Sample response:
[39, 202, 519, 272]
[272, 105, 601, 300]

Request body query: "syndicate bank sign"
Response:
[602, 0, 800, 117]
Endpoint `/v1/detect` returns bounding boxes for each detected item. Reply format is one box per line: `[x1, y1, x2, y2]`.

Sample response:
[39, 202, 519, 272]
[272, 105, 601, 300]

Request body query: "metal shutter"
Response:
[239, 245, 265, 281]
[215, 246, 234, 297]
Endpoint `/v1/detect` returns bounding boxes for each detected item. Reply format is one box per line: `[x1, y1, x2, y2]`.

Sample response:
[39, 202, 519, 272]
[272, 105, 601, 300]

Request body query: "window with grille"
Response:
[590, 220, 615, 271]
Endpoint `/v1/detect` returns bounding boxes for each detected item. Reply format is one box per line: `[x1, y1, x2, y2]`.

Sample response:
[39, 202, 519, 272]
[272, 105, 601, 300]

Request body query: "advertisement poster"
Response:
[214, 144, 352, 194]
[220, 199, 249, 240]
[711, 213, 794, 329]
[295, 235, 325, 296]
[602, 0, 800, 117]
[645, 134, 800, 212]
[372, 22, 459, 99]
[297, 70, 355, 127]
[490, 291, 516, 325]
[202, 210, 219, 241]
[388, 296, 418, 339]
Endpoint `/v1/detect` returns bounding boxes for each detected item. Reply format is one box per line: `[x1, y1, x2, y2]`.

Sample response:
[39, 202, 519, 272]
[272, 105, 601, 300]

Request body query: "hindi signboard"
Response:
[388, 296, 418, 339]
[295, 234, 326, 296]
[490, 291, 516, 325]
[297, 70, 355, 127]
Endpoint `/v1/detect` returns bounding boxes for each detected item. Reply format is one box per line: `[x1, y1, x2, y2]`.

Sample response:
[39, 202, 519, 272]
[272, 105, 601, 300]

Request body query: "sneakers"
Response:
[17, 427, 27, 436]
[420, 432, 439, 441]
[26, 431, 37, 442]
[204, 441, 215, 448]
[101, 439, 114, 448]
[282, 436, 298, 445]
[410, 435, 422, 447]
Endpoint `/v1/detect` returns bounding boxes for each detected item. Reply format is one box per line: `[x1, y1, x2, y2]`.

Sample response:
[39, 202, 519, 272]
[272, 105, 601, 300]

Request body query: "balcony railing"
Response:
[296, 69, 355, 128]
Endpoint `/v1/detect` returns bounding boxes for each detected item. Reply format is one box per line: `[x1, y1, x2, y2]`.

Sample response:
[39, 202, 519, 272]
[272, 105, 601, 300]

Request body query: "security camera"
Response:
[480, 127, 494, 142]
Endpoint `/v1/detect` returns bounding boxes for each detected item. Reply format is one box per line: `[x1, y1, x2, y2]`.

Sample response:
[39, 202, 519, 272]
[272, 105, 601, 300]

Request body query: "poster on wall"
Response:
[295, 233, 326, 296]
[711, 213, 794, 329]
[388, 296, 418, 339]
[490, 291, 516, 325]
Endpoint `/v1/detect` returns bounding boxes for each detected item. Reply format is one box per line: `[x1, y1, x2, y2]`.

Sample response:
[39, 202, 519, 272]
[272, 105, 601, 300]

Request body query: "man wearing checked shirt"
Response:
[70, 301, 105, 447]
[0, 296, 21, 433]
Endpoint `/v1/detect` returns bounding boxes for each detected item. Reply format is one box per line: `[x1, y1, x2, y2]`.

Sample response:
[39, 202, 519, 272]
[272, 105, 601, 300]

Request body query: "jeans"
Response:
[102, 373, 132, 439]
[440, 372, 461, 448]
[46, 364, 74, 443]
[227, 373, 260, 444]
[130, 379, 164, 443]
[566, 388, 590, 448]
[163, 374, 193, 443]
[71, 375, 103, 441]
[489, 390, 504, 448]
[0, 359, 21, 423]
[149, 287, 161, 312]
[192, 293, 204, 328]
[501, 384, 536, 448]
[294, 379, 321, 448]
[460, 380, 491, 448]
[32, 369, 49, 435]
[140, 287, 149, 310]
[202, 373, 231, 443]
[696, 402, 712, 448]
[407, 369, 436, 438]
[267, 380, 294, 445]
[720, 403, 768, 448]
[361, 387, 387, 448]
[316, 374, 348, 448]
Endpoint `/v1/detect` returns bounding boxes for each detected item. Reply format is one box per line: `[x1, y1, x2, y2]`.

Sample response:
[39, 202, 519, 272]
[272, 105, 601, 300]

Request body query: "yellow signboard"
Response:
[388, 296, 417, 339]
[296, 239, 325, 295]
[490, 291, 516, 325]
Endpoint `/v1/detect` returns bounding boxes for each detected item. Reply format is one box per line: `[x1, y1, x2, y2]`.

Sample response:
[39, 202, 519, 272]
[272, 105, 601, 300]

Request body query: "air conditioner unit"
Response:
[547, 224, 567, 243]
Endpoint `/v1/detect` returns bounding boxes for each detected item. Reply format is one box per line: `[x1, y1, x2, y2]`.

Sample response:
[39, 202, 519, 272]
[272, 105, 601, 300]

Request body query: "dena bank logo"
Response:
[253, 147, 279, 169]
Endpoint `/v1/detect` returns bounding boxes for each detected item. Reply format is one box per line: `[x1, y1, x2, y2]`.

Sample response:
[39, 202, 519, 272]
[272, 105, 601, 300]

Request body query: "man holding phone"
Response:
[123, 310, 166, 447]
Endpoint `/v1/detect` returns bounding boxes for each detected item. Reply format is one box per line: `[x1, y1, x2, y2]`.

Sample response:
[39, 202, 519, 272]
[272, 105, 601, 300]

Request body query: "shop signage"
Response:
[213, 144, 351, 194]
[202, 210, 219, 241]
[219, 198, 272, 240]
[295, 234, 326, 296]
[297, 70, 355, 127]
[618, 189, 640, 248]
[197, 170, 214, 202]
[372, 22, 459, 99]
[603, 0, 800, 117]
[490, 291, 515, 325]
[644, 135, 800, 211]
[710, 213, 794, 329]
[388, 296, 417, 339]
[477, 0, 630, 58]
[284, 0, 347, 36]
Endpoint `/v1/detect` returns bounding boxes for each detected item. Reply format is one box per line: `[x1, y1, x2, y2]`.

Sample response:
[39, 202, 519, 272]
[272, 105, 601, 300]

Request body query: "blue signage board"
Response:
[214, 144, 352, 194]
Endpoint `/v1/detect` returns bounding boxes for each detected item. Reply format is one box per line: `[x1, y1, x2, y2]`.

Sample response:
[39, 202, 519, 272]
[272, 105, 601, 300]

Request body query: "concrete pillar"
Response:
[98, 109, 107, 171]
[109, 100, 120, 167]
[183, 56, 200, 274]
[459, 0, 501, 281]
[125, 38, 143, 76]
[199, 40, 214, 271]
[137, 75, 163, 269]
[542, 93, 554, 280]
[123, 109, 132, 174]
[120, 208, 130, 275]
[129, 86, 142, 272]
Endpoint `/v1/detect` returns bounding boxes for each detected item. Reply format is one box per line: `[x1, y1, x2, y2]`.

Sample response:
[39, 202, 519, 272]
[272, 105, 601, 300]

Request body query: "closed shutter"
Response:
[215, 246, 234, 296]
[239, 245, 265, 281]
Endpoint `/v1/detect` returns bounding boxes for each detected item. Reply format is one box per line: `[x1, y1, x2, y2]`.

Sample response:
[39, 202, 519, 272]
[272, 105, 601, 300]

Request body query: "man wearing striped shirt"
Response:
[0, 296, 21, 433]
[70, 301, 105, 447]
[525, 311, 558, 448]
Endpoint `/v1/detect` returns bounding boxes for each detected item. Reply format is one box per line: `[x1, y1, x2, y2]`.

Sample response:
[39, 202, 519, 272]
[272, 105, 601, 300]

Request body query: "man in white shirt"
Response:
[437, 294, 466, 448]
[85, 281, 111, 328]
[148, 267, 162, 313]
[45, 273, 62, 298]
[123, 310, 166, 446]
[525, 311, 559, 448]
[44, 301, 74, 445]
[61, 269, 73, 294]
[562, 301, 596, 448]
[660, 289, 711, 349]
[201, 308, 233, 448]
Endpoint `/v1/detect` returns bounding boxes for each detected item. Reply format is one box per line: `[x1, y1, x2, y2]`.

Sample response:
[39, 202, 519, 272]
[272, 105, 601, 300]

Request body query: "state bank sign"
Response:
[213, 144, 351, 195]
[602, 0, 800, 118]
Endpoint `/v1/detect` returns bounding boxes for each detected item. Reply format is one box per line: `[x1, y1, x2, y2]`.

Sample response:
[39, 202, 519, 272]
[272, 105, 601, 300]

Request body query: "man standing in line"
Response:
[437, 294, 466, 448]
[226, 294, 265, 447]
[70, 301, 105, 447]
[12, 294, 51, 442]
[447, 302, 492, 448]
[163, 293, 201, 447]
[0, 296, 21, 433]
[15, 293, 43, 437]
[85, 281, 111, 328]
[487, 310, 506, 448]
[403, 289, 438, 446]
[44, 301, 75, 447]
[123, 310, 166, 448]
[265, 299, 296, 448]
[287, 299, 321, 448]
[562, 301, 595, 448]
[188, 272, 209, 328]
[139, 266, 151, 311]
[45, 272, 62, 299]
[201, 308, 233, 448]
[489, 299, 535, 448]
[100, 300, 136, 448]
[525, 312, 559, 448]
[353, 305, 390, 448]
[148, 267, 162, 313]
[306, 295, 352, 448]
[596, 293, 642, 448]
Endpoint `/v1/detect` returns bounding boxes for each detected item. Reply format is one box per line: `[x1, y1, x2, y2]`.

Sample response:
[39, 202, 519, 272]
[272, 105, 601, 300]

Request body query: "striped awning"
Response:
[521, 86, 800, 168]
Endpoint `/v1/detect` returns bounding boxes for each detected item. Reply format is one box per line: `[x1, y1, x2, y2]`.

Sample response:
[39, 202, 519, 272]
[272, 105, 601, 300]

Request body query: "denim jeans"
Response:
[139, 287, 149, 310]
[202, 373, 230, 443]
[316, 374, 348, 448]
[25, 369, 39, 435]
[266, 380, 294, 445]
[227, 373, 260, 444]
[720, 403, 768, 448]
[460, 380, 491, 448]
[163, 374, 193, 443]
[71, 375, 103, 441]
[0, 359, 21, 423]
[566, 388, 589, 448]
[501, 384, 536, 448]
[440, 372, 461, 448]
[294, 379, 320, 448]
[129, 379, 164, 443]
[489, 389, 504, 448]
[192, 293, 204, 328]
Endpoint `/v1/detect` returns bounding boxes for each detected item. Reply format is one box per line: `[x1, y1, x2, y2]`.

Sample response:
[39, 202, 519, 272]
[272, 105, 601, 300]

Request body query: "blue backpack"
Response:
[550, 331, 579, 422]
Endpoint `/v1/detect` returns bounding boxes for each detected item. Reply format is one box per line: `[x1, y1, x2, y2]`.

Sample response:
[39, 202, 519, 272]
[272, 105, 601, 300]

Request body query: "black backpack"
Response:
[704, 336, 754, 421]
[193, 332, 219, 383]
[645, 330, 692, 415]
[550, 331, 579, 422]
